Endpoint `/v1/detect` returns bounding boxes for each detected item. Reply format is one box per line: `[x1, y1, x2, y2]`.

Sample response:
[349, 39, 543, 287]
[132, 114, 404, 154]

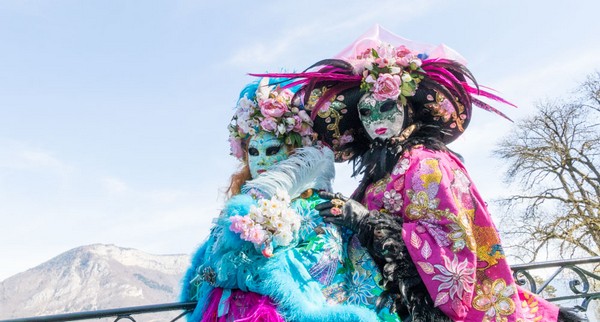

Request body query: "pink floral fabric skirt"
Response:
[201, 288, 285, 322]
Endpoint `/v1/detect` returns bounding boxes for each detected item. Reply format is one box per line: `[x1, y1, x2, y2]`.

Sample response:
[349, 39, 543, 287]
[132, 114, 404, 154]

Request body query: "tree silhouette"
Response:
[494, 72, 600, 262]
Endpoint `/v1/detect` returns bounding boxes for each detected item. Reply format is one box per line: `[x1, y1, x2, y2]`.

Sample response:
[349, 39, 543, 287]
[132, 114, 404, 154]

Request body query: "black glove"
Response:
[558, 307, 589, 322]
[316, 191, 371, 232]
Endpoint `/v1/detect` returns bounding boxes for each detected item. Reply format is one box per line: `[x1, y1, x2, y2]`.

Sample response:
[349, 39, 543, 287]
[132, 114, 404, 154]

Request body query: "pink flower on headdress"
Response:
[259, 98, 288, 118]
[396, 45, 412, 57]
[260, 117, 278, 132]
[292, 115, 303, 132]
[372, 73, 401, 101]
[357, 48, 374, 59]
[229, 137, 244, 159]
[397, 54, 421, 68]
[375, 57, 389, 68]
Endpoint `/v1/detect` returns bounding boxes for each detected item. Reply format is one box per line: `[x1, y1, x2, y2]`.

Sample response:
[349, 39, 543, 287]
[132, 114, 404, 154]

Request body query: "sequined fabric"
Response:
[360, 146, 560, 322]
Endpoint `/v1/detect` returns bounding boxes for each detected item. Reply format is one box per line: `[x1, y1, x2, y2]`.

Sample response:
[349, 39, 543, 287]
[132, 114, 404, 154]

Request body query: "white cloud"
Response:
[100, 176, 129, 195]
[494, 46, 600, 110]
[226, 24, 321, 67]
[226, 0, 437, 69]
[0, 139, 70, 172]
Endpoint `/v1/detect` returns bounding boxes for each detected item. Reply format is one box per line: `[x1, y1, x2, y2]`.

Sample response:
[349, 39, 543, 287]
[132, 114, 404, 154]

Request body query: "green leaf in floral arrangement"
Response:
[400, 81, 417, 97]
[400, 95, 407, 107]
[371, 48, 379, 58]
[360, 82, 371, 92]
[409, 61, 420, 71]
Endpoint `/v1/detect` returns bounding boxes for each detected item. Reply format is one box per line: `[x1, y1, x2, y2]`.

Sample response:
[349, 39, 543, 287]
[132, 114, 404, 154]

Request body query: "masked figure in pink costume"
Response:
[254, 26, 586, 322]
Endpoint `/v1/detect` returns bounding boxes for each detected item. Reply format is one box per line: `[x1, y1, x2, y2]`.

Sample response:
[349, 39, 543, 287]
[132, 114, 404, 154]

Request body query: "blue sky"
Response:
[1, 0, 599, 281]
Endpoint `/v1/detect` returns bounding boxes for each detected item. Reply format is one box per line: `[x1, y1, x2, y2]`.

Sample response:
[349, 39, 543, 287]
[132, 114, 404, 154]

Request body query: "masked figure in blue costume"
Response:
[180, 78, 400, 322]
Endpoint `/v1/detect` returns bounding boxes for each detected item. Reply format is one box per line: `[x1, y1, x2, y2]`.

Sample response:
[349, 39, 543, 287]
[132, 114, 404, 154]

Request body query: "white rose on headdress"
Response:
[256, 78, 273, 101]
[236, 111, 252, 134]
[237, 97, 257, 112]
[389, 66, 402, 75]
[276, 123, 287, 135]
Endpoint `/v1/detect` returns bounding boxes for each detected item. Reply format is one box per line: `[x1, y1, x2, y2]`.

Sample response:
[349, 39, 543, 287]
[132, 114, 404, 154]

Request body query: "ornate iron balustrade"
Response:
[0, 302, 197, 322]
[512, 256, 600, 312]
[1, 257, 599, 322]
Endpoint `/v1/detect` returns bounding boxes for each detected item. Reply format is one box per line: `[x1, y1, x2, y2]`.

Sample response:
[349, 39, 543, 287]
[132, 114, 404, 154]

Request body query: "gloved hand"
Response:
[316, 191, 371, 233]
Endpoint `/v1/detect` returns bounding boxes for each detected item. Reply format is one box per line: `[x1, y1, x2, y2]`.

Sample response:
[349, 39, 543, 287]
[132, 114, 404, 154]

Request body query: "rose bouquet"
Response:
[229, 190, 302, 257]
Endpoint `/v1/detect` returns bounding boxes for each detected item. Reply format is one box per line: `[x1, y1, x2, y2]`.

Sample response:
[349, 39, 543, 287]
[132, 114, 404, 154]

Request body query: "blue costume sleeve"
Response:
[182, 194, 380, 321]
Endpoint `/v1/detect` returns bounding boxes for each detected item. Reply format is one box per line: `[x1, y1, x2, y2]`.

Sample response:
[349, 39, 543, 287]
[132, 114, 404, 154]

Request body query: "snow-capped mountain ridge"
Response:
[0, 244, 189, 320]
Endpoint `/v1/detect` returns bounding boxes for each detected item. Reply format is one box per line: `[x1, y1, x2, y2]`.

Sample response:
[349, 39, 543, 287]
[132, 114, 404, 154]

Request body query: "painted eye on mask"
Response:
[359, 108, 372, 117]
[266, 145, 282, 156]
[380, 101, 396, 113]
[248, 147, 259, 156]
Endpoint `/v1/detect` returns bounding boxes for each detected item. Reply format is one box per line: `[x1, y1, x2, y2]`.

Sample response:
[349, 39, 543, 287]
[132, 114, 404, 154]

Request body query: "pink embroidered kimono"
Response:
[362, 145, 560, 322]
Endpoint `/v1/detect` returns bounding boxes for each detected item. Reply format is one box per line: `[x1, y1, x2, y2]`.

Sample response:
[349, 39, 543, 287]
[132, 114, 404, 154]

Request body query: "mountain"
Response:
[0, 244, 190, 320]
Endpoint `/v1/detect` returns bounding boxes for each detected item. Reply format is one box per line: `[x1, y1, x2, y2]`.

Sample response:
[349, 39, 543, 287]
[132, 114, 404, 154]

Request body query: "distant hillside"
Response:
[0, 244, 190, 320]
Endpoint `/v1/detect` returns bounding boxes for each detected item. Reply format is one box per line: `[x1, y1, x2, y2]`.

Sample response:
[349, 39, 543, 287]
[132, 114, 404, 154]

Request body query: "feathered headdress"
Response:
[228, 77, 315, 159]
[251, 25, 515, 148]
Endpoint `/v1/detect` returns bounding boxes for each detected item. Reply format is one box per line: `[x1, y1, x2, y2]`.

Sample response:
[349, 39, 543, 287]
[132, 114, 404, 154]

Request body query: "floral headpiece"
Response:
[352, 43, 424, 106]
[228, 78, 315, 159]
[251, 25, 515, 149]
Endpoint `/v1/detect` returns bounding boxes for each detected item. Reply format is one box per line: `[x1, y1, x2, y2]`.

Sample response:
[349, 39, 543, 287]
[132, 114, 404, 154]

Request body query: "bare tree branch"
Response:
[493, 73, 600, 262]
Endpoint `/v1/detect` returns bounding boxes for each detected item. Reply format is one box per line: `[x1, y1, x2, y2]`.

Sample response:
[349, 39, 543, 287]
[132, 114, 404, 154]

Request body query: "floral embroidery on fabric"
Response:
[405, 189, 454, 247]
[361, 147, 559, 321]
[520, 291, 544, 322]
[424, 91, 467, 132]
[373, 174, 392, 194]
[309, 248, 340, 285]
[472, 278, 517, 322]
[325, 232, 399, 321]
[405, 190, 449, 221]
[382, 189, 403, 214]
[432, 254, 475, 304]
[298, 214, 317, 239]
[392, 175, 404, 191]
[392, 157, 410, 175]
[447, 207, 475, 252]
[347, 272, 375, 306]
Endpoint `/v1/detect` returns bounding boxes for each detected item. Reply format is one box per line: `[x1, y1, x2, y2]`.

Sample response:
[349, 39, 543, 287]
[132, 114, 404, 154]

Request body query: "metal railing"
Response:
[512, 256, 600, 312]
[0, 302, 197, 322]
[2, 257, 599, 322]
